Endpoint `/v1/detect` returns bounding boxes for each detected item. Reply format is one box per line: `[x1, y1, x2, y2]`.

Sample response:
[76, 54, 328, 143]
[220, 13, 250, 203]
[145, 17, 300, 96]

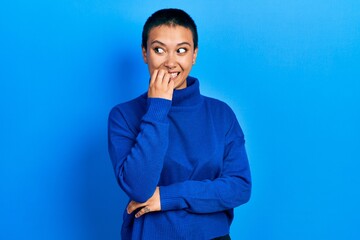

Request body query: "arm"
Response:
[160, 116, 251, 213]
[108, 69, 174, 203]
[108, 98, 171, 203]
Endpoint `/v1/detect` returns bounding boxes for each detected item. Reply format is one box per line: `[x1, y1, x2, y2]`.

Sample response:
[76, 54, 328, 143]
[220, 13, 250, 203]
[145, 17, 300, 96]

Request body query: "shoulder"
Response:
[202, 96, 236, 119]
[110, 93, 147, 114]
[109, 93, 147, 122]
[202, 95, 244, 133]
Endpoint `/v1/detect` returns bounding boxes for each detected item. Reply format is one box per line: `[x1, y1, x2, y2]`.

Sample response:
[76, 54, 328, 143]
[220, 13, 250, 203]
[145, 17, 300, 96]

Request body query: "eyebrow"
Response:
[150, 40, 192, 47]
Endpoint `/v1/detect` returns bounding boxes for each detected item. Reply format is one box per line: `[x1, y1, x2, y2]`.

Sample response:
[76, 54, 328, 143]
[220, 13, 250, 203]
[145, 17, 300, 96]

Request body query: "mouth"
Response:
[169, 72, 180, 80]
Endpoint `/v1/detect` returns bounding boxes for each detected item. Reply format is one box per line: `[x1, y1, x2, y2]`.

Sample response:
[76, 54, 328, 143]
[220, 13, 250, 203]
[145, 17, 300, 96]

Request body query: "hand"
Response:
[127, 187, 161, 218]
[147, 69, 175, 100]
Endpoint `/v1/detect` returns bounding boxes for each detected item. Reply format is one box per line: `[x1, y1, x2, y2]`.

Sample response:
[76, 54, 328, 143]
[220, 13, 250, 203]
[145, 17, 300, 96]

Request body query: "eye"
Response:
[154, 47, 165, 54]
[177, 48, 187, 54]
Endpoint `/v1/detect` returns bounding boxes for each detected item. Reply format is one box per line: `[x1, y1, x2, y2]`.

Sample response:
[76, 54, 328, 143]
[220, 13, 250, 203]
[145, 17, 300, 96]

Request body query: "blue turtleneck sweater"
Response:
[108, 77, 251, 240]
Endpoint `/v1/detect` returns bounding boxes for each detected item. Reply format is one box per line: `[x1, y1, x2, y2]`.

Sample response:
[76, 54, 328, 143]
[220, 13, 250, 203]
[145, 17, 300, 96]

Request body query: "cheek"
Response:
[180, 57, 194, 71]
[148, 53, 164, 69]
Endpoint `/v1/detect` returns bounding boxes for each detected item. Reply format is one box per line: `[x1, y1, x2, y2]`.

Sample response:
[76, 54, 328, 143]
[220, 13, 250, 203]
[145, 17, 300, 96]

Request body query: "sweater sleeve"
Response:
[108, 98, 171, 203]
[159, 116, 251, 213]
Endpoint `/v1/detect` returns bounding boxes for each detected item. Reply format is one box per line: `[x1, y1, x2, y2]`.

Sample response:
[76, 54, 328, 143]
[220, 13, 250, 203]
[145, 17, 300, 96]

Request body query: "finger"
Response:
[127, 201, 143, 214]
[156, 69, 166, 86]
[135, 206, 151, 218]
[126, 201, 135, 214]
[127, 201, 140, 214]
[149, 69, 159, 86]
[168, 77, 175, 89]
[159, 66, 171, 83]
[162, 72, 171, 85]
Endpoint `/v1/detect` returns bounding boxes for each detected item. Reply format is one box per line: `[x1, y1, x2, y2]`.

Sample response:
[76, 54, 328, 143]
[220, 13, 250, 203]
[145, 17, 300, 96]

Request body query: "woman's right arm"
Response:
[108, 69, 174, 203]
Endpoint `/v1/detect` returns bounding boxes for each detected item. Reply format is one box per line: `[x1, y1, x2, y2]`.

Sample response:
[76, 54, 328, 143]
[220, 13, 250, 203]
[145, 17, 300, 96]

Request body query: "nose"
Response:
[164, 52, 176, 69]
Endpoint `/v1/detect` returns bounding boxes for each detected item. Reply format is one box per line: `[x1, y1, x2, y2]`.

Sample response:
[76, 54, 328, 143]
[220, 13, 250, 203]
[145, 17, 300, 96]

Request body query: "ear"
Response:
[192, 47, 198, 65]
[142, 46, 148, 64]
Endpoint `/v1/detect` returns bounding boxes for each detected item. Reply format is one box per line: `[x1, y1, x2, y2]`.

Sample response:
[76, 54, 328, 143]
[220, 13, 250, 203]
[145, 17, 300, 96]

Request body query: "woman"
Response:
[108, 8, 251, 240]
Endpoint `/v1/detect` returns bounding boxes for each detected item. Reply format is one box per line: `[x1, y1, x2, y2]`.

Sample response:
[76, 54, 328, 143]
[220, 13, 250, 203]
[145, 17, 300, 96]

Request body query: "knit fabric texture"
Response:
[108, 76, 251, 240]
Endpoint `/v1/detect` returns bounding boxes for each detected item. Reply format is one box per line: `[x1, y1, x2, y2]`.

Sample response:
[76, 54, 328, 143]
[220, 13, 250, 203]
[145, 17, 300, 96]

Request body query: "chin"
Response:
[174, 78, 187, 89]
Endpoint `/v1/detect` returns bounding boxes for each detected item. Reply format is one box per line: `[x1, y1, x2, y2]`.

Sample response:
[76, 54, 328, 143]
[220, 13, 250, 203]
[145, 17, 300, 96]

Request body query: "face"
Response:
[142, 25, 198, 90]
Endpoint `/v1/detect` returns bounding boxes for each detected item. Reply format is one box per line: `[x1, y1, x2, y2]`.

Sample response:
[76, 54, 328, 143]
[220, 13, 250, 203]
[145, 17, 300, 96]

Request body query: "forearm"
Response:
[160, 175, 251, 213]
[160, 138, 251, 213]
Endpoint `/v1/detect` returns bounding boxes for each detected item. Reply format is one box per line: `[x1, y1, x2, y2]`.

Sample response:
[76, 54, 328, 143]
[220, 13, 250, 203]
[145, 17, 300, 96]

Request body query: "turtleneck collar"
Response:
[171, 76, 203, 107]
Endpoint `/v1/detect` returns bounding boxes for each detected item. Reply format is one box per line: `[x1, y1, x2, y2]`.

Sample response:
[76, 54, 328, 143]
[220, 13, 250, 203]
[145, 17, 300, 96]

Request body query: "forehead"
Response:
[147, 25, 194, 46]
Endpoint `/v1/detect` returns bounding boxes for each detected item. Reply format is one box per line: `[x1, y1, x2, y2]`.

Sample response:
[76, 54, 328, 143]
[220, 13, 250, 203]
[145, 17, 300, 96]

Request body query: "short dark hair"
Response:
[142, 8, 198, 50]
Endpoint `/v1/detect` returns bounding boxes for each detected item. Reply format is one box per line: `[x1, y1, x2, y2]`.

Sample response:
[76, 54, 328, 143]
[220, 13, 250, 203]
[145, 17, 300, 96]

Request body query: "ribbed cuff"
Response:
[160, 185, 187, 211]
[144, 98, 172, 122]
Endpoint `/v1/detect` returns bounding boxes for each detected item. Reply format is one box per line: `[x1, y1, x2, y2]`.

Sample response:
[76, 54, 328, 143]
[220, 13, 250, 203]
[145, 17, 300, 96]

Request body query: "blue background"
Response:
[1, 1, 359, 239]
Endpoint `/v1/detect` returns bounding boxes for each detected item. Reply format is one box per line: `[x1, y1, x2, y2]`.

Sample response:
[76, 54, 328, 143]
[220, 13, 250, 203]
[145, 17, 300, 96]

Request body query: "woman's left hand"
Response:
[127, 187, 161, 218]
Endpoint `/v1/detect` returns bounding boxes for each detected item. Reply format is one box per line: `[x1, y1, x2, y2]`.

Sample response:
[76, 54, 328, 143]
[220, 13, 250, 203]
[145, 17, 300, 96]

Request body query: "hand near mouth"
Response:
[148, 69, 175, 100]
